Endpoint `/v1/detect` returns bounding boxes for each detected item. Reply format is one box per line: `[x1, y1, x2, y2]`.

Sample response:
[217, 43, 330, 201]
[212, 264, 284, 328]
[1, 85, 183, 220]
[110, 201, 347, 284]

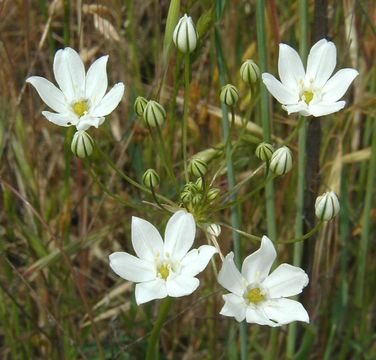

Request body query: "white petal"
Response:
[309, 101, 346, 117]
[218, 252, 245, 296]
[321, 68, 358, 103]
[220, 293, 246, 322]
[53, 48, 86, 101]
[26, 76, 67, 113]
[166, 274, 199, 297]
[91, 83, 125, 117]
[262, 73, 299, 105]
[76, 114, 105, 131]
[263, 263, 309, 298]
[135, 279, 167, 305]
[42, 111, 77, 127]
[180, 245, 217, 277]
[164, 210, 196, 260]
[263, 298, 309, 325]
[109, 252, 155, 282]
[85, 55, 109, 106]
[131, 216, 164, 261]
[278, 43, 305, 90]
[245, 307, 279, 327]
[282, 102, 309, 116]
[241, 236, 276, 284]
[306, 39, 336, 87]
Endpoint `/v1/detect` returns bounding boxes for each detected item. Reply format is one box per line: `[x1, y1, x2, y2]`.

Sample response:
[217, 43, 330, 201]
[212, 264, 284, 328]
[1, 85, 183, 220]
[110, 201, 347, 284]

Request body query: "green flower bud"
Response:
[191, 193, 202, 206]
[240, 59, 260, 85]
[255, 142, 274, 161]
[173, 14, 198, 54]
[189, 157, 208, 178]
[134, 96, 148, 117]
[220, 84, 239, 107]
[71, 130, 94, 158]
[269, 146, 293, 175]
[143, 100, 166, 127]
[207, 187, 220, 202]
[195, 177, 204, 191]
[315, 191, 340, 221]
[142, 168, 160, 188]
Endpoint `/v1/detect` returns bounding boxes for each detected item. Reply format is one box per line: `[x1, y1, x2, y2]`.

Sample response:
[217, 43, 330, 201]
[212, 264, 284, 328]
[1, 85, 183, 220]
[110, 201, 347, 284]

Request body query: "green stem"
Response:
[182, 53, 191, 182]
[63, 0, 70, 46]
[145, 297, 173, 360]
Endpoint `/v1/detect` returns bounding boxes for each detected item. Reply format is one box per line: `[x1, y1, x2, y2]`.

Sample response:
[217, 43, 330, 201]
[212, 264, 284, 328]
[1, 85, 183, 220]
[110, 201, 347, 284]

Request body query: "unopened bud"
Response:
[143, 100, 166, 127]
[189, 158, 208, 177]
[255, 142, 274, 161]
[220, 84, 239, 107]
[195, 177, 204, 191]
[207, 187, 220, 202]
[269, 146, 293, 175]
[134, 96, 148, 117]
[206, 223, 221, 237]
[315, 191, 340, 221]
[240, 60, 260, 85]
[71, 130, 94, 158]
[142, 168, 160, 188]
[173, 14, 198, 54]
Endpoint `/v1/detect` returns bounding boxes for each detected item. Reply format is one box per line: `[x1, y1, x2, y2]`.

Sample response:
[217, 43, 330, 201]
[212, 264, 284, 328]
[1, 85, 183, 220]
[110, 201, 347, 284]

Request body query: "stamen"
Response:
[245, 287, 265, 304]
[158, 264, 170, 280]
[302, 91, 314, 105]
[72, 100, 89, 117]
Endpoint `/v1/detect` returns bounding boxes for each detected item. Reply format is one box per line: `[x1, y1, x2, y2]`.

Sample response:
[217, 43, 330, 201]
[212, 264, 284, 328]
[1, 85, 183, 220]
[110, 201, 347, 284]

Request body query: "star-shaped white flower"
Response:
[218, 236, 309, 326]
[109, 210, 217, 305]
[26, 47, 125, 131]
[262, 39, 358, 117]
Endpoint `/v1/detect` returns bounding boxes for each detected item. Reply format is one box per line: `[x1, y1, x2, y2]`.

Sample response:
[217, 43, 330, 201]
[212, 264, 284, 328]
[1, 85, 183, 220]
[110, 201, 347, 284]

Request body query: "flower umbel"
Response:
[26, 47, 125, 131]
[262, 39, 358, 117]
[109, 211, 217, 305]
[218, 236, 309, 326]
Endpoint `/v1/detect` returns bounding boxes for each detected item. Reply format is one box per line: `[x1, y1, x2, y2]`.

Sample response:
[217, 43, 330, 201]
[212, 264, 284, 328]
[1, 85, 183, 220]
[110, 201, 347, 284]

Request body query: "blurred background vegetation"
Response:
[0, 0, 375, 359]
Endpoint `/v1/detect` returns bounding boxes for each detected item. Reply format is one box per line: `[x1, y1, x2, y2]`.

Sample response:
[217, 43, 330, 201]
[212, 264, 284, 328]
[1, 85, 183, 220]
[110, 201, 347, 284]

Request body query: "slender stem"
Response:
[145, 297, 173, 360]
[287, 1, 309, 356]
[182, 53, 190, 182]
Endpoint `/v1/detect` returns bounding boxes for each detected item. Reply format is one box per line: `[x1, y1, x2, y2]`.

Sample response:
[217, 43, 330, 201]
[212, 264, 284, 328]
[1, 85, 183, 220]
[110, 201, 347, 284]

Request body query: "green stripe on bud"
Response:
[142, 168, 160, 188]
[143, 100, 166, 127]
[315, 191, 340, 221]
[173, 14, 198, 54]
[134, 96, 148, 117]
[240, 60, 260, 85]
[189, 157, 208, 178]
[71, 130, 94, 158]
[269, 146, 293, 175]
[255, 142, 274, 161]
[220, 84, 239, 107]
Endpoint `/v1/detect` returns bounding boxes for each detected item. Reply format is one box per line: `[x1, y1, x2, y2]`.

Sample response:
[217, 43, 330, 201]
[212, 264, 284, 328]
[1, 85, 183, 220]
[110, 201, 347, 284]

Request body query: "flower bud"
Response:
[206, 223, 221, 237]
[269, 146, 293, 175]
[142, 168, 160, 188]
[143, 100, 166, 127]
[240, 59, 260, 85]
[220, 84, 239, 107]
[192, 193, 202, 206]
[195, 177, 204, 191]
[255, 142, 274, 161]
[189, 157, 208, 177]
[71, 130, 94, 158]
[173, 14, 198, 54]
[207, 187, 220, 202]
[315, 191, 340, 221]
[134, 96, 148, 117]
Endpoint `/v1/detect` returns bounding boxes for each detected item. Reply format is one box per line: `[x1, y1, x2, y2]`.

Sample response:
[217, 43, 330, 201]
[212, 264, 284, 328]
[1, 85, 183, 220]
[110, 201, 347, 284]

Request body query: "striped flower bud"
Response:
[255, 142, 274, 161]
[206, 223, 221, 237]
[71, 130, 94, 158]
[240, 59, 260, 85]
[134, 96, 148, 117]
[142, 168, 160, 188]
[189, 157, 208, 178]
[269, 146, 293, 175]
[220, 84, 239, 107]
[315, 191, 340, 221]
[143, 100, 166, 127]
[207, 187, 220, 202]
[173, 14, 198, 54]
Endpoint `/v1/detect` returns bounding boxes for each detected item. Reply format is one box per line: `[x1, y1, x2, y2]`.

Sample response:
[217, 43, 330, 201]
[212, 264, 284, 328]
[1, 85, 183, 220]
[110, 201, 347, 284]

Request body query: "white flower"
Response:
[109, 210, 217, 305]
[26, 47, 125, 131]
[173, 14, 198, 54]
[262, 39, 358, 117]
[315, 191, 340, 221]
[218, 236, 309, 326]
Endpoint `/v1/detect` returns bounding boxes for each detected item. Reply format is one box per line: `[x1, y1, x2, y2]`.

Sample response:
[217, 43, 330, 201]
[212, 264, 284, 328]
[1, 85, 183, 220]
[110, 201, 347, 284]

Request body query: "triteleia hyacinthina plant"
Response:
[262, 39, 358, 117]
[26, 47, 125, 131]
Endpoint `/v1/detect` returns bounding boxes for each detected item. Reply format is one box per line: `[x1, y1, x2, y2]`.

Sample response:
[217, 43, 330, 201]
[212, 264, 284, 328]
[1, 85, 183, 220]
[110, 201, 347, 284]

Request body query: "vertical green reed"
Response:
[287, 0, 309, 357]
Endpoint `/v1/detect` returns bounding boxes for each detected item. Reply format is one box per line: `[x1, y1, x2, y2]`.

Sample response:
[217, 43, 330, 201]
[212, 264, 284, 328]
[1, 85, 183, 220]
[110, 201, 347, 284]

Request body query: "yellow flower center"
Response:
[72, 100, 89, 117]
[158, 264, 170, 280]
[303, 91, 314, 104]
[245, 287, 265, 304]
